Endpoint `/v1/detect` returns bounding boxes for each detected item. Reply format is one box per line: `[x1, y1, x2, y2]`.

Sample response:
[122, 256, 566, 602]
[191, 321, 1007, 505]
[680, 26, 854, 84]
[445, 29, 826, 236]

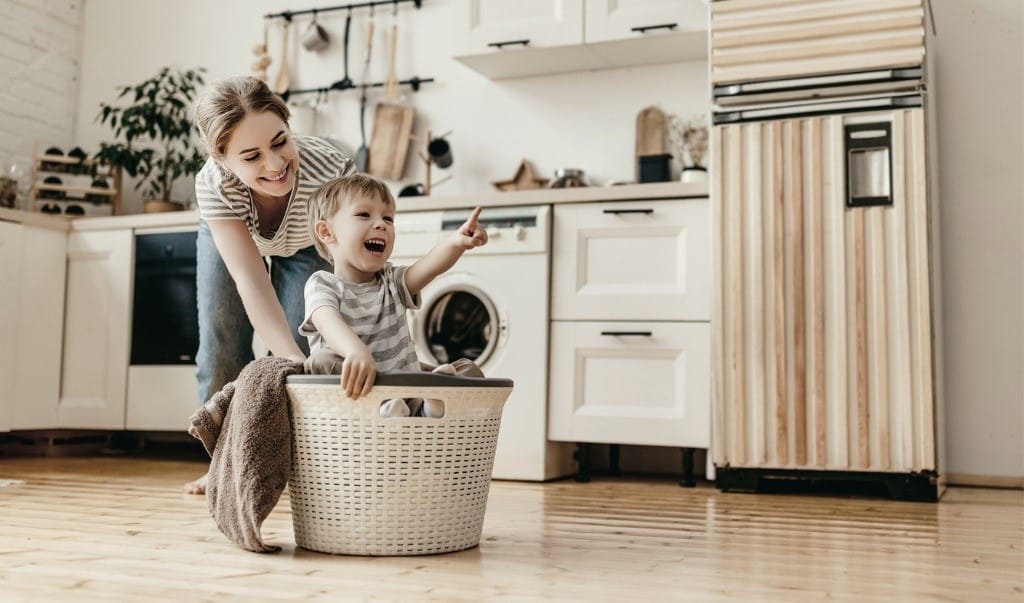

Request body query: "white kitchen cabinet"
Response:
[0, 222, 21, 432]
[0, 222, 68, 431]
[551, 199, 710, 322]
[585, 0, 707, 44]
[454, 0, 706, 80]
[549, 198, 711, 457]
[59, 229, 133, 429]
[548, 321, 710, 447]
[462, 0, 584, 53]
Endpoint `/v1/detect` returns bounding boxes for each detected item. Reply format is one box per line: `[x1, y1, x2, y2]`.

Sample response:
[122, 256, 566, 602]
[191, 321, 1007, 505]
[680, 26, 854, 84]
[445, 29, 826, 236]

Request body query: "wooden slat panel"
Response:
[888, 111, 914, 472]
[762, 121, 780, 467]
[785, 120, 807, 467]
[906, 109, 935, 470]
[711, 48, 926, 85]
[725, 125, 746, 466]
[771, 121, 788, 466]
[711, 126, 727, 466]
[852, 210, 869, 469]
[713, 31, 924, 68]
[806, 118, 826, 467]
[711, 0, 922, 31]
[744, 124, 767, 466]
[865, 207, 890, 470]
[712, 10, 923, 49]
[822, 116, 848, 469]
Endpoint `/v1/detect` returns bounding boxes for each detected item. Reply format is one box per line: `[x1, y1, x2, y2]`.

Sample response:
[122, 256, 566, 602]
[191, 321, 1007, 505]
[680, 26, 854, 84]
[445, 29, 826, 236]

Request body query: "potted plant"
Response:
[93, 67, 207, 212]
[669, 114, 709, 183]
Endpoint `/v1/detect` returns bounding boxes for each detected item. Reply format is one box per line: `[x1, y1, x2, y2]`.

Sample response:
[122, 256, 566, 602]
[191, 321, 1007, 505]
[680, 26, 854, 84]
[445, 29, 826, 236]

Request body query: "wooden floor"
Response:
[0, 456, 1021, 602]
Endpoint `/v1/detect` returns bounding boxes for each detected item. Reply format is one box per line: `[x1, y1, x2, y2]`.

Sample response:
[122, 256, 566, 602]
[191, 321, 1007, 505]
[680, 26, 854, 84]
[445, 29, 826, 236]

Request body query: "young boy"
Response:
[299, 173, 488, 417]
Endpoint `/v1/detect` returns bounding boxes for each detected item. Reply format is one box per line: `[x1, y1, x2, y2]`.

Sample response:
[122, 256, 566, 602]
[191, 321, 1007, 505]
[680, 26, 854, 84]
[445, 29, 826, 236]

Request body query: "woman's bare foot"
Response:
[183, 471, 209, 495]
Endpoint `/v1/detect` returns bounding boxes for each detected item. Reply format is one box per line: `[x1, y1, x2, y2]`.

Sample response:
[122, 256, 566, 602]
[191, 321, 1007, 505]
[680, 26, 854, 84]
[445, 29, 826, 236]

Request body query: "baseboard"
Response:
[946, 473, 1024, 489]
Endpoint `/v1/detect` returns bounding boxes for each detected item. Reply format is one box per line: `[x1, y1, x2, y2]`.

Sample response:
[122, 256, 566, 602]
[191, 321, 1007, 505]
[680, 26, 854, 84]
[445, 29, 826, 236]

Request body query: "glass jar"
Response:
[547, 168, 588, 188]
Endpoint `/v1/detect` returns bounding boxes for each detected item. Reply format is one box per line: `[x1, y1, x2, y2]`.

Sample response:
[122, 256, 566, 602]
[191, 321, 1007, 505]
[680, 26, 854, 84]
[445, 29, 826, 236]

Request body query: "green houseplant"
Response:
[93, 67, 207, 212]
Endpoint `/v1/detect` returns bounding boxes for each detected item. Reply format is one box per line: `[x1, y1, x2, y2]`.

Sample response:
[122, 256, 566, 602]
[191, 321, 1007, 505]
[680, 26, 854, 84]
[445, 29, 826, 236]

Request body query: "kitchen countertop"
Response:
[0, 181, 708, 232]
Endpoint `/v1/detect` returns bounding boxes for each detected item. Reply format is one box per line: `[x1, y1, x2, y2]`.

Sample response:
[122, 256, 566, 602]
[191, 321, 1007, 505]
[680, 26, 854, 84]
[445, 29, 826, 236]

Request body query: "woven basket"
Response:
[285, 372, 513, 556]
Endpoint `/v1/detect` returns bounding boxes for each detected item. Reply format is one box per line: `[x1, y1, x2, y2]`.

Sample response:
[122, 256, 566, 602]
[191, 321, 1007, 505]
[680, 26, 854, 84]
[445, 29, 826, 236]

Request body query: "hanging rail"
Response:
[281, 76, 434, 101]
[265, 0, 421, 21]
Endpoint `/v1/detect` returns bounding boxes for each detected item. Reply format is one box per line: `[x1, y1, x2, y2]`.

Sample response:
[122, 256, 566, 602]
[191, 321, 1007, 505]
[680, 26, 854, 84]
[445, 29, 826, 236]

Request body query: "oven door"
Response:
[131, 231, 199, 365]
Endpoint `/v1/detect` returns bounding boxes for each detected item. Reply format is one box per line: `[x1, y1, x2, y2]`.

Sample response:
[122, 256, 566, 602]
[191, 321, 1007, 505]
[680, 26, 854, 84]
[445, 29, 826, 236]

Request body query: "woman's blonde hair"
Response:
[193, 76, 290, 161]
[308, 174, 395, 263]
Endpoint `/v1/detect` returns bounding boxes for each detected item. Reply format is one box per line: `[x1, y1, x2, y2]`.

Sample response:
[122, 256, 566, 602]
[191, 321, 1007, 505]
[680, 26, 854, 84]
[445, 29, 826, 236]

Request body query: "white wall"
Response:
[932, 0, 1023, 480]
[0, 0, 83, 169]
[73, 0, 708, 212]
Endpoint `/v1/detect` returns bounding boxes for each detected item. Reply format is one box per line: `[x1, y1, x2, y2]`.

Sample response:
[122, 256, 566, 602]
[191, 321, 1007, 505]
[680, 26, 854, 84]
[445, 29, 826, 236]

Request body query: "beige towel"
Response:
[189, 356, 302, 553]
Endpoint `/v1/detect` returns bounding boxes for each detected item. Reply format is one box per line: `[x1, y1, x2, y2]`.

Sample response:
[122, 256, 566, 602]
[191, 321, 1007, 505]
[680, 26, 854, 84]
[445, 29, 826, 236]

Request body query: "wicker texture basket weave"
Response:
[285, 373, 512, 556]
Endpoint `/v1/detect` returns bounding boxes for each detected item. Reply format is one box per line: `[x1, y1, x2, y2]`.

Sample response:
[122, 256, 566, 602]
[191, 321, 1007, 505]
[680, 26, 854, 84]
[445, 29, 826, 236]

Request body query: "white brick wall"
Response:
[0, 0, 83, 166]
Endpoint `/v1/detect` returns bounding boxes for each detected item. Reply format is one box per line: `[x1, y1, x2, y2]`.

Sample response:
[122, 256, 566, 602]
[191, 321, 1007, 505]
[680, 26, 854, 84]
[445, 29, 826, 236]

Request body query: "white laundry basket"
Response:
[285, 372, 513, 556]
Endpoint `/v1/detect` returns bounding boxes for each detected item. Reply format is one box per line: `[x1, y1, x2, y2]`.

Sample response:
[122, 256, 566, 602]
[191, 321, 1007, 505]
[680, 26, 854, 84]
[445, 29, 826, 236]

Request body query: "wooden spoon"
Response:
[273, 21, 290, 94]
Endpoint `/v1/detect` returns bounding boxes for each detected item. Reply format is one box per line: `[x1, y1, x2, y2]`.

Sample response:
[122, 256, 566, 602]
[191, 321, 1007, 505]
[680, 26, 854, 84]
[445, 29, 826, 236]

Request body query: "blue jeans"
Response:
[194, 221, 331, 405]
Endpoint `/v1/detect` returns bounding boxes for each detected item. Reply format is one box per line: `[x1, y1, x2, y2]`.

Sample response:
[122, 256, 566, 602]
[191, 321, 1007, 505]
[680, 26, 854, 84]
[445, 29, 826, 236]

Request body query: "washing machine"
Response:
[393, 205, 574, 481]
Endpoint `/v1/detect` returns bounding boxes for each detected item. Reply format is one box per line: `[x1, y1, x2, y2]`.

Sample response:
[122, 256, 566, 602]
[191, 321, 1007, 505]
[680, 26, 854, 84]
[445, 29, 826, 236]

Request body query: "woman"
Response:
[186, 76, 354, 494]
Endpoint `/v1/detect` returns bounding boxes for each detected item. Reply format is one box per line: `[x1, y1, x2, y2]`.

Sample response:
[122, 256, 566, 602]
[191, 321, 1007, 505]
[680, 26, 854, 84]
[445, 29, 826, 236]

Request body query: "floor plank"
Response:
[0, 456, 1021, 602]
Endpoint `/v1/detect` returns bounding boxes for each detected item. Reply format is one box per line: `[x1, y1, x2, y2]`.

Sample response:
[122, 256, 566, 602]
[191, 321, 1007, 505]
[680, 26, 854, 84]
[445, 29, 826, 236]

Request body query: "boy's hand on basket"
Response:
[340, 348, 376, 398]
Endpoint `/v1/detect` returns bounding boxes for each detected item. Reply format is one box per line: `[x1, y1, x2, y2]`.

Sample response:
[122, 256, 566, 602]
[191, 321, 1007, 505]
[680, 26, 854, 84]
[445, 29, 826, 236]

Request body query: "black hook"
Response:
[281, 10, 292, 23]
[409, 76, 421, 92]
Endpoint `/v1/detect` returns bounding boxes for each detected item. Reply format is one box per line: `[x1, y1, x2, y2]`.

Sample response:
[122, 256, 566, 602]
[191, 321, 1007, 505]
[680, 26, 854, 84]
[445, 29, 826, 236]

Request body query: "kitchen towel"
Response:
[190, 356, 302, 553]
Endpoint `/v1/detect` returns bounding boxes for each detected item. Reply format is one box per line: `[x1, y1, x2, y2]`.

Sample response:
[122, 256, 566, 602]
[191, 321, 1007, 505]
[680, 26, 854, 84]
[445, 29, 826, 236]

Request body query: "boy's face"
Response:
[318, 193, 396, 283]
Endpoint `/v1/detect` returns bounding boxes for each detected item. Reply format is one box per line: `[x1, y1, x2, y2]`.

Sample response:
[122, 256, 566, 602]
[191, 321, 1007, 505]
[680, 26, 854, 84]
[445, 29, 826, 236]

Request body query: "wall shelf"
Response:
[454, 29, 707, 80]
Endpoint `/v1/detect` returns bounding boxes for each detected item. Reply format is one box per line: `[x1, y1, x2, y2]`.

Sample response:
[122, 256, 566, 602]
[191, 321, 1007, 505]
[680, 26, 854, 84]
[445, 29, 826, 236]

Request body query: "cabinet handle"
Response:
[631, 23, 677, 34]
[488, 39, 530, 49]
[602, 208, 654, 215]
[601, 331, 653, 337]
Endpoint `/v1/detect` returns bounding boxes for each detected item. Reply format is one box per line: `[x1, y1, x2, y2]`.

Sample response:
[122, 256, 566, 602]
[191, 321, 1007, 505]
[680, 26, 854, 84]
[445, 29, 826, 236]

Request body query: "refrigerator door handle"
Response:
[845, 122, 894, 208]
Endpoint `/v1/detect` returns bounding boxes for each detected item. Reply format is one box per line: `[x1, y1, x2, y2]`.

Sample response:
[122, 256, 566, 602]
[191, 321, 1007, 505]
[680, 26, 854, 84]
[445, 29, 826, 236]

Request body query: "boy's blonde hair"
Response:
[308, 173, 395, 263]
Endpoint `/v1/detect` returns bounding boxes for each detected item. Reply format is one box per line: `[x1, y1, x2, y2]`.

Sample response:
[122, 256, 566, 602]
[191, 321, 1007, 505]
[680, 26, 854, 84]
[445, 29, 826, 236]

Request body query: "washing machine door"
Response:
[412, 278, 503, 368]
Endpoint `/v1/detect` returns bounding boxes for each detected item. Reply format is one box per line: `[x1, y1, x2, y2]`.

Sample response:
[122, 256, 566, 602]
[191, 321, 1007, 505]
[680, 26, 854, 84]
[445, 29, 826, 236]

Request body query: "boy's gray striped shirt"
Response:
[299, 265, 421, 373]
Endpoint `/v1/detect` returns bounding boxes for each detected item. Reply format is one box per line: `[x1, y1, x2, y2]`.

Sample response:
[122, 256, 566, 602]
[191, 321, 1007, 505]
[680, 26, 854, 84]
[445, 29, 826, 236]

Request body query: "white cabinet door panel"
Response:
[463, 0, 584, 53]
[12, 226, 66, 429]
[548, 321, 710, 447]
[586, 0, 707, 44]
[59, 230, 133, 429]
[0, 223, 23, 432]
[552, 199, 710, 321]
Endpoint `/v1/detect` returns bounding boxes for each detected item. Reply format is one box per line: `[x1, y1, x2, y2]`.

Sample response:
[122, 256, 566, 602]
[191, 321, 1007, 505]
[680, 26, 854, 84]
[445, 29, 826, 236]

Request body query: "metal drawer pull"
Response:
[631, 23, 677, 34]
[601, 331, 653, 337]
[602, 208, 654, 215]
[488, 39, 530, 49]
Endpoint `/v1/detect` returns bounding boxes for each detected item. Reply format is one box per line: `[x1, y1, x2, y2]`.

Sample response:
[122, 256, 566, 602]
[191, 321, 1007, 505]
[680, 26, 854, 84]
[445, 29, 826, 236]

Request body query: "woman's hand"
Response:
[451, 206, 488, 250]
[340, 346, 377, 399]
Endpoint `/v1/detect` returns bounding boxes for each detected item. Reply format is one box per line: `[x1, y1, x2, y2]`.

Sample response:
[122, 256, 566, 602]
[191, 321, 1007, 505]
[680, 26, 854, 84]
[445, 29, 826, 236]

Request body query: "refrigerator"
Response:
[708, 0, 945, 500]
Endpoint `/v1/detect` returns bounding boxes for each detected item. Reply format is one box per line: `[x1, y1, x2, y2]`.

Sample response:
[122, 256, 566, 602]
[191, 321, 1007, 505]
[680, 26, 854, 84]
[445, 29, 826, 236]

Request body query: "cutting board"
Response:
[367, 103, 414, 181]
[635, 106, 667, 156]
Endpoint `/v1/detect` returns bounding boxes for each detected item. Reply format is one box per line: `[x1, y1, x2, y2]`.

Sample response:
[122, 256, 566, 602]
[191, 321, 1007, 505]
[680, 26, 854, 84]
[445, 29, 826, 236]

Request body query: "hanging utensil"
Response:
[369, 15, 414, 180]
[273, 20, 291, 94]
[355, 13, 375, 172]
[336, 11, 353, 90]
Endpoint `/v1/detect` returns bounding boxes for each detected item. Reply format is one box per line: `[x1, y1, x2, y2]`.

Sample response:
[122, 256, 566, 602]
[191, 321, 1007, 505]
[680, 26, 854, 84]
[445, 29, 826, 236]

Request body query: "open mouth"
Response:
[261, 165, 289, 183]
[363, 238, 387, 255]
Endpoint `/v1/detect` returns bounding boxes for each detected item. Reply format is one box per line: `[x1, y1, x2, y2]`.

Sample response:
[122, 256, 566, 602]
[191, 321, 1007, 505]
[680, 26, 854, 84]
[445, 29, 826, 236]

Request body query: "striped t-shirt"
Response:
[298, 264, 421, 373]
[194, 135, 354, 257]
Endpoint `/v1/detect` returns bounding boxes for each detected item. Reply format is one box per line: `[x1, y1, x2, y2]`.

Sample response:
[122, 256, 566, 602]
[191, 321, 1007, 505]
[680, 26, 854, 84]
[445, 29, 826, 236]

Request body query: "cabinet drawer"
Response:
[548, 321, 710, 447]
[551, 199, 710, 321]
[710, 0, 925, 85]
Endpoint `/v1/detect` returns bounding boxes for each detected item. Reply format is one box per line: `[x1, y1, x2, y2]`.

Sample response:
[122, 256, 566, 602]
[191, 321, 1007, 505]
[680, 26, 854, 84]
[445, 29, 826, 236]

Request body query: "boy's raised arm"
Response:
[404, 206, 487, 295]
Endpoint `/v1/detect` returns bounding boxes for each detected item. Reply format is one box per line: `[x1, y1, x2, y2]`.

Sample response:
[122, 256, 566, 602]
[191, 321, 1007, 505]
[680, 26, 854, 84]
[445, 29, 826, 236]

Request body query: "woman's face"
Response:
[221, 110, 299, 200]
